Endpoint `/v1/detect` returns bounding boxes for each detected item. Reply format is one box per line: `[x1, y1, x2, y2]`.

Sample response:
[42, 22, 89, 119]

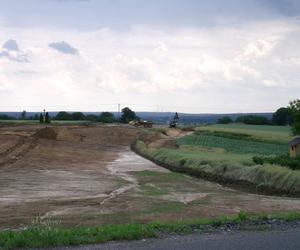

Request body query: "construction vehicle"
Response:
[129, 120, 154, 128]
[169, 112, 179, 128]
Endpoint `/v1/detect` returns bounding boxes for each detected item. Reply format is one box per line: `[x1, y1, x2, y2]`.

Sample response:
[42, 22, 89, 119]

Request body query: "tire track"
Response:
[0, 137, 38, 167]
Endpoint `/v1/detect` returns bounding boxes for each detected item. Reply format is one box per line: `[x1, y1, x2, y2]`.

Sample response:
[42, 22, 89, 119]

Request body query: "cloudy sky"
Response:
[0, 0, 299, 113]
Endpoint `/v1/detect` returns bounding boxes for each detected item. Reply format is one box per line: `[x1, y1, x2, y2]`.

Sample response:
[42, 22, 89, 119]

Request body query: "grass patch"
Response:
[177, 134, 288, 155]
[1, 212, 300, 250]
[140, 183, 168, 196]
[196, 124, 292, 144]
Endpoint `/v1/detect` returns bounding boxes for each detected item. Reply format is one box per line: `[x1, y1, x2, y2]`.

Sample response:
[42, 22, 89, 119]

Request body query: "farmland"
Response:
[133, 124, 300, 195]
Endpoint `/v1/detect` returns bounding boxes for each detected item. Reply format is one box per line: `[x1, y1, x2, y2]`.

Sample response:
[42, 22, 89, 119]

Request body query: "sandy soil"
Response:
[0, 125, 300, 230]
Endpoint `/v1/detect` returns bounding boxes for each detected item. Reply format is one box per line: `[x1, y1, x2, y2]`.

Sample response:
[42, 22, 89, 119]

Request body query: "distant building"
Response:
[289, 137, 300, 158]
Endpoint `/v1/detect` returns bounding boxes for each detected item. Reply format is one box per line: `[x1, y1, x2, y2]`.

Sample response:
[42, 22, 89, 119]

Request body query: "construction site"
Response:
[1, 123, 300, 230]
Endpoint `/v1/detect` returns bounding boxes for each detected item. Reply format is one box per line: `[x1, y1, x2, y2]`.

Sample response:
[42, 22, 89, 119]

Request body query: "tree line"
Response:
[218, 99, 300, 135]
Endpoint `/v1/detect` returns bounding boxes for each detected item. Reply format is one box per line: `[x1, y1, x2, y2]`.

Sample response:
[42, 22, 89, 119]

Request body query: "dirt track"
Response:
[0, 124, 300, 230]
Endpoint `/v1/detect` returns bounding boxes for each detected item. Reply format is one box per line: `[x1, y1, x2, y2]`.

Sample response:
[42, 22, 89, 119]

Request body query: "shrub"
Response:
[217, 116, 233, 124]
[253, 154, 300, 170]
[236, 115, 271, 125]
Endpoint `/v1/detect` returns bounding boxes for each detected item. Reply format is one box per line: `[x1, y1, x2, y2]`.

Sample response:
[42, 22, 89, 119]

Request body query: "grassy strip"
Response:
[1, 212, 300, 250]
[133, 139, 300, 196]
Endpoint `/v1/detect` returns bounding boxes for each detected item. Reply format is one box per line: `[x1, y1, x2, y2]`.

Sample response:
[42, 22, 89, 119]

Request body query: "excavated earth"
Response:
[0, 124, 300, 230]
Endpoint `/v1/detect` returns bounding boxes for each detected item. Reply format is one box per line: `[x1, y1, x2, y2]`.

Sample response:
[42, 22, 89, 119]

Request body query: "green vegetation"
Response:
[99, 112, 115, 123]
[196, 124, 292, 144]
[217, 116, 233, 124]
[53, 111, 115, 123]
[1, 212, 300, 250]
[272, 107, 293, 126]
[0, 114, 16, 120]
[133, 124, 300, 195]
[120, 107, 138, 123]
[289, 99, 300, 135]
[253, 155, 300, 171]
[236, 115, 271, 125]
[134, 140, 300, 195]
[177, 134, 287, 155]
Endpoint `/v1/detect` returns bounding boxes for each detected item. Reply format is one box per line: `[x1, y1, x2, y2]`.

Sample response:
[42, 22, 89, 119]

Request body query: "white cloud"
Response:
[0, 19, 299, 112]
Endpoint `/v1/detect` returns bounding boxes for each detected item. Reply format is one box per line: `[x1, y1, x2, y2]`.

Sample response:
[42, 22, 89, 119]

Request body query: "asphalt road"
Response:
[53, 228, 300, 250]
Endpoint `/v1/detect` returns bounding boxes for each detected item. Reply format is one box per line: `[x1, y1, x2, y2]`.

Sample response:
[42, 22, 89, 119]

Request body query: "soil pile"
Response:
[33, 127, 81, 141]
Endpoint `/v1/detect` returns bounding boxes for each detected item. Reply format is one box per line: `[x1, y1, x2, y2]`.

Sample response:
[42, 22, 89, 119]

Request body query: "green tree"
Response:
[85, 114, 99, 121]
[217, 116, 233, 124]
[289, 99, 300, 135]
[236, 115, 270, 125]
[120, 107, 138, 123]
[20, 110, 26, 120]
[54, 111, 72, 120]
[39, 113, 44, 124]
[45, 112, 50, 124]
[71, 112, 86, 121]
[272, 107, 292, 126]
[99, 112, 115, 123]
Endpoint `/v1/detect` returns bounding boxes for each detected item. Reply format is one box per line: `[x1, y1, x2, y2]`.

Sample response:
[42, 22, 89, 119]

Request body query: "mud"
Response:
[0, 124, 300, 230]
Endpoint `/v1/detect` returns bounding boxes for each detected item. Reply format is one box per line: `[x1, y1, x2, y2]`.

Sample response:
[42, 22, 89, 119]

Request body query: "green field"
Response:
[196, 124, 293, 144]
[177, 134, 288, 155]
[134, 124, 300, 195]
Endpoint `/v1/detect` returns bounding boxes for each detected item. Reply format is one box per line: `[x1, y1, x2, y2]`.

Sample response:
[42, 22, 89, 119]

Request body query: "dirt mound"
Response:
[33, 127, 81, 141]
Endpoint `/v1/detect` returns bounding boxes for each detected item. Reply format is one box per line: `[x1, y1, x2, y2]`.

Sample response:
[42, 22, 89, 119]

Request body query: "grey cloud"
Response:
[0, 39, 28, 62]
[2, 39, 19, 51]
[49, 41, 79, 55]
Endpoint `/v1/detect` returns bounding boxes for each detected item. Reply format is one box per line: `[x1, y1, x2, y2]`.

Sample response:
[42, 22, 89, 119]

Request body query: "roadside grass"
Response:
[196, 124, 293, 144]
[177, 134, 288, 155]
[1, 211, 300, 250]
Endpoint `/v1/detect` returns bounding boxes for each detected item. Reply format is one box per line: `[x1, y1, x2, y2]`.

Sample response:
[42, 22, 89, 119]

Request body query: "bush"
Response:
[236, 115, 271, 125]
[99, 112, 115, 123]
[217, 116, 233, 124]
[253, 154, 300, 170]
[0, 114, 16, 120]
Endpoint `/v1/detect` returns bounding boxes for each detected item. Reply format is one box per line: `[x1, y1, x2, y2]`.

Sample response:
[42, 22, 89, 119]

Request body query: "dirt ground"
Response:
[0, 124, 300, 230]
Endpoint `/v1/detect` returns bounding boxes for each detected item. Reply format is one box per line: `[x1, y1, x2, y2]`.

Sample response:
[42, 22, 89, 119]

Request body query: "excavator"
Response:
[169, 112, 179, 128]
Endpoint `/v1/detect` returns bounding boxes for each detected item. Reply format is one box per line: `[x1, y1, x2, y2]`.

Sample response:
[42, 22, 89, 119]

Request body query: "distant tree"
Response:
[289, 99, 300, 135]
[236, 115, 270, 125]
[20, 110, 27, 120]
[85, 114, 99, 122]
[54, 111, 72, 120]
[0, 114, 16, 120]
[217, 116, 233, 124]
[33, 114, 39, 120]
[45, 112, 50, 124]
[120, 107, 138, 123]
[71, 112, 86, 121]
[272, 107, 292, 126]
[39, 113, 44, 124]
[99, 112, 115, 123]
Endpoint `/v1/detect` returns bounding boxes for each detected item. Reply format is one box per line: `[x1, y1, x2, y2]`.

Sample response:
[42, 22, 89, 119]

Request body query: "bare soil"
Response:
[0, 124, 300, 230]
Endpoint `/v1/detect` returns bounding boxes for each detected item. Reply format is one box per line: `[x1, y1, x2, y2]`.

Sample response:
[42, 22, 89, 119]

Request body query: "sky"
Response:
[0, 0, 300, 113]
